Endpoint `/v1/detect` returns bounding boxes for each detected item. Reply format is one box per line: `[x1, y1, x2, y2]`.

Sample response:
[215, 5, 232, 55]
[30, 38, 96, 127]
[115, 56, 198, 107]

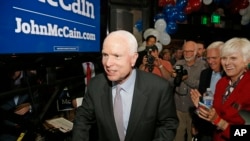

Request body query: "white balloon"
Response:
[203, 0, 213, 5]
[155, 42, 163, 52]
[242, 14, 250, 22]
[154, 19, 167, 32]
[241, 18, 250, 25]
[240, 8, 248, 16]
[133, 27, 142, 45]
[143, 28, 160, 41]
[159, 32, 171, 45]
[138, 46, 146, 52]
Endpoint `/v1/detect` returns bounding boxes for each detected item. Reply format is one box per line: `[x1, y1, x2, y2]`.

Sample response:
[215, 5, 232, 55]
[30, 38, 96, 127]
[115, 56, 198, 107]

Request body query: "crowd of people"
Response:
[72, 30, 250, 141]
[1, 29, 250, 141]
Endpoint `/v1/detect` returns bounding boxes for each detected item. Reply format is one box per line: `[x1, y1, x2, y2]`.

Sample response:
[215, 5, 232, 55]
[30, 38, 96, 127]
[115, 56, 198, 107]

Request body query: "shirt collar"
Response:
[113, 69, 136, 92]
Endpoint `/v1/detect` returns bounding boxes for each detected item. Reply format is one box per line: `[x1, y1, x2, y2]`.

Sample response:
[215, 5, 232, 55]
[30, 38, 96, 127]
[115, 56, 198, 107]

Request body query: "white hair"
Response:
[207, 41, 224, 50]
[104, 30, 138, 54]
[221, 37, 250, 62]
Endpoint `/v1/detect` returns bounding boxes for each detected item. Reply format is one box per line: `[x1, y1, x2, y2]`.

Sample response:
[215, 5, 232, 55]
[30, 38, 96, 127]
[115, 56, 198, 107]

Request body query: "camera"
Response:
[174, 65, 188, 86]
[146, 48, 155, 72]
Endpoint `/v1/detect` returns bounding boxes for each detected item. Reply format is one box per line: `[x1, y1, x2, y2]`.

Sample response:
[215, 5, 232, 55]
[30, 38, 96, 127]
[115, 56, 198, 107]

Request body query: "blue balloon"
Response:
[163, 4, 174, 16]
[175, 11, 187, 23]
[166, 22, 178, 34]
[166, 7, 178, 22]
[154, 13, 165, 22]
[135, 19, 143, 32]
[176, 0, 188, 10]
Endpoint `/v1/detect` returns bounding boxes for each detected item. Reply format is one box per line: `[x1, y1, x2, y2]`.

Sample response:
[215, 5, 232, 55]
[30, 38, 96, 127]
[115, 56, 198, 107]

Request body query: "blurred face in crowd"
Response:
[102, 31, 138, 84]
[206, 48, 221, 72]
[162, 49, 171, 61]
[197, 43, 205, 58]
[175, 49, 183, 60]
[146, 36, 156, 46]
[221, 51, 246, 83]
[183, 41, 197, 62]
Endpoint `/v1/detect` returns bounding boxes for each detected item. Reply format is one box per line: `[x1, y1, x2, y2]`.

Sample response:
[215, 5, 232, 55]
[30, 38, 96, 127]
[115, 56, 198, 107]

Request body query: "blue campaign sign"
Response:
[0, 0, 101, 54]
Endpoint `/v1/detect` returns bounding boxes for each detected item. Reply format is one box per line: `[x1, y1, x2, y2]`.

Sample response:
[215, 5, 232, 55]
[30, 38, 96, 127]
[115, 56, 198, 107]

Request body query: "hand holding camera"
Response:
[173, 65, 188, 86]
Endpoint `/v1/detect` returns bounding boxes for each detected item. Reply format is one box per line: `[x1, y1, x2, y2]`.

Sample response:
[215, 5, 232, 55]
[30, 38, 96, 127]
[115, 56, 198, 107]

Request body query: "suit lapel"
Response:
[125, 72, 148, 140]
[100, 82, 120, 139]
[206, 69, 213, 88]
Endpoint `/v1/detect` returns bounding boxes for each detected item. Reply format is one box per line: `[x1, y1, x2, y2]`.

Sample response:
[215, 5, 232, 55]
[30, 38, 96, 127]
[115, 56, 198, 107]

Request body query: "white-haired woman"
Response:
[191, 37, 250, 141]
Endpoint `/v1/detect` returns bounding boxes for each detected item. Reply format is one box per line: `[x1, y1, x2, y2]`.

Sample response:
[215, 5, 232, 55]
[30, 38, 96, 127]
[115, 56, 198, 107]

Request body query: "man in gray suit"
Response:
[72, 30, 178, 141]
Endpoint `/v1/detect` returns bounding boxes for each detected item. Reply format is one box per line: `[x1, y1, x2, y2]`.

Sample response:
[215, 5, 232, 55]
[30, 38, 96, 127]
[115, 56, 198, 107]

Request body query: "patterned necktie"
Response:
[114, 85, 125, 141]
[86, 62, 91, 85]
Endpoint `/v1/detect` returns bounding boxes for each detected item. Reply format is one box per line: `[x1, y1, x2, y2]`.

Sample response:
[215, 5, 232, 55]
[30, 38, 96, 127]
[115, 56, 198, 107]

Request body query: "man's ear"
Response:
[132, 53, 138, 67]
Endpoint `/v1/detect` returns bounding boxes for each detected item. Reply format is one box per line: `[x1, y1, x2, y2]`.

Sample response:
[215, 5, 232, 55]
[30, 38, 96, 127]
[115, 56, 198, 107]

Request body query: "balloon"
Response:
[165, 0, 176, 5]
[133, 27, 143, 45]
[158, 0, 167, 7]
[238, 0, 249, 9]
[239, 8, 248, 15]
[138, 42, 146, 52]
[163, 4, 174, 16]
[203, 0, 213, 5]
[134, 19, 143, 32]
[154, 19, 167, 32]
[143, 28, 160, 41]
[184, 4, 193, 14]
[242, 13, 250, 21]
[159, 32, 171, 45]
[166, 7, 178, 22]
[241, 18, 250, 25]
[154, 13, 165, 22]
[191, 0, 202, 11]
[155, 42, 163, 52]
[175, 11, 187, 23]
[166, 22, 178, 34]
[176, 0, 188, 10]
[229, 0, 242, 13]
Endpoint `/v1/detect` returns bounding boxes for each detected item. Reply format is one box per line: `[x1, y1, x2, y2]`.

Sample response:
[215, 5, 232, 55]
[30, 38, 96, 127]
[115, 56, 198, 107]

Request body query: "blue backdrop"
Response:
[0, 0, 101, 54]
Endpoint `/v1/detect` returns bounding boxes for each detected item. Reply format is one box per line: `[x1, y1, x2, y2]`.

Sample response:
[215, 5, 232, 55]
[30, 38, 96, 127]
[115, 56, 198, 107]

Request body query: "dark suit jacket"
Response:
[198, 68, 213, 95]
[72, 69, 178, 141]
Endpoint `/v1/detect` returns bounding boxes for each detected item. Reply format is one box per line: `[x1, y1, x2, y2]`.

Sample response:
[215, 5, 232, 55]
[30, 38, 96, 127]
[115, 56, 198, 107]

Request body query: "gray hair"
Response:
[221, 37, 250, 62]
[103, 30, 138, 54]
[207, 41, 224, 50]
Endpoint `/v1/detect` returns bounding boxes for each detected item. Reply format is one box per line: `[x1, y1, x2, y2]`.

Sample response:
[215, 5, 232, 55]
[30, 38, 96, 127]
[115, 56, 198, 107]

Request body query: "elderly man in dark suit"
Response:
[72, 30, 179, 141]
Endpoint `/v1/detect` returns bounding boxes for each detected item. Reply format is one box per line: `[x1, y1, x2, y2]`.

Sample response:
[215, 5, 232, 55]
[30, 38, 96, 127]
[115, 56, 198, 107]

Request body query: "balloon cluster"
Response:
[135, 0, 250, 48]
[155, 0, 188, 35]
[137, 28, 164, 52]
[155, 0, 204, 35]
[233, 0, 250, 25]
